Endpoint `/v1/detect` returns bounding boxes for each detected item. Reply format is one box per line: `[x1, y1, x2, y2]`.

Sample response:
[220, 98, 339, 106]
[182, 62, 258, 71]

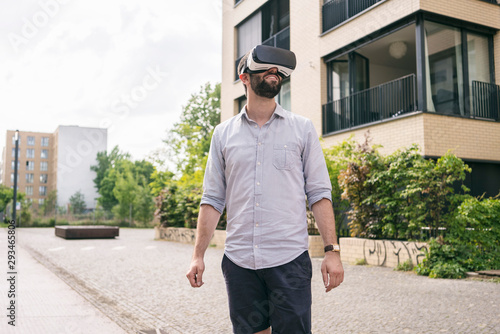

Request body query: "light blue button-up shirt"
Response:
[200, 103, 332, 270]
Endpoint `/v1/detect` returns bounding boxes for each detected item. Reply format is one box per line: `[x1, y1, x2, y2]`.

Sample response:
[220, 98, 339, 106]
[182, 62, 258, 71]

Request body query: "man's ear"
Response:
[239, 73, 249, 84]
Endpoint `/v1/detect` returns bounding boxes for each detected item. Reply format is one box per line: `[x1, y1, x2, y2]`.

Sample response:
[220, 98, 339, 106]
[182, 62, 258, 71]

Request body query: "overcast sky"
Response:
[0, 0, 222, 164]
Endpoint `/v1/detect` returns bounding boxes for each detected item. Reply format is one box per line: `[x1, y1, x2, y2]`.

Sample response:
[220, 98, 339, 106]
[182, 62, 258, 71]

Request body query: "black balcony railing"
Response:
[472, 81, 500, 120]
[235, 27, 290, 81]
[322, 0, 383, 32]
[478, 0, 500, 5]
[322, 74, 416, 135]
[262, 26, 290, 50]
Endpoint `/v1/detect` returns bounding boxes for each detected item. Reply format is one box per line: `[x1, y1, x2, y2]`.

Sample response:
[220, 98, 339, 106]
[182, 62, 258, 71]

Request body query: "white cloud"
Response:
[0, 0, 222, 164]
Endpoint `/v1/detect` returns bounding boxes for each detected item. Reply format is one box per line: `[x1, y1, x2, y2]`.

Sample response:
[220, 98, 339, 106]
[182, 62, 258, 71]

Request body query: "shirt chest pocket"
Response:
[273, 142, 299, 170]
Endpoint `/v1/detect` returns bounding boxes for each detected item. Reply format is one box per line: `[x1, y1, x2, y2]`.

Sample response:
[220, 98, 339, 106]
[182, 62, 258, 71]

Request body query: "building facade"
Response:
[222, 0, 500, 197]
[1, 126, 107, 212]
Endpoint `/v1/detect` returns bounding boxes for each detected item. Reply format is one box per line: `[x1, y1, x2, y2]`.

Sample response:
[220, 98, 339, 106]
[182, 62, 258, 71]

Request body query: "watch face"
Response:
[333, 244, 340, 251]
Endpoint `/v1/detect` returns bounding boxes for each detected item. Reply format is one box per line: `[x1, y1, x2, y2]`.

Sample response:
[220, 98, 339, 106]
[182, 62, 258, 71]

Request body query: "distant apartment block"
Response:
[1, 126, 107, 211]
[223, 0, 500, 197]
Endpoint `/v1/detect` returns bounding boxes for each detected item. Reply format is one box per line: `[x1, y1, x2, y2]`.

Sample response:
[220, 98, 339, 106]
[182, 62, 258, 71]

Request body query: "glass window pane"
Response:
[275, 78, 291, 111]
[424, 21, 464, 115]
[467, 33, 490, 84]
[41, 137, 49, 146]
[40, 162, 48, 171]
[238, 11, 262, 58]
[41, 149, 48, 159]
[331, 60, 349, 100]
[40, 174, 48, 183]
[27, 136, 35, 146]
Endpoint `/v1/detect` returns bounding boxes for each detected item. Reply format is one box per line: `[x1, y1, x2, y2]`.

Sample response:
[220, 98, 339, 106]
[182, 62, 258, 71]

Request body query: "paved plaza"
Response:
[2, 228, 499, 333]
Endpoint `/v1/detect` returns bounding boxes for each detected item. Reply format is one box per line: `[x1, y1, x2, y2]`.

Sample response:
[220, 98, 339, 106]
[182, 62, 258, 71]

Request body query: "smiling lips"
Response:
[265, 74, 279, 81]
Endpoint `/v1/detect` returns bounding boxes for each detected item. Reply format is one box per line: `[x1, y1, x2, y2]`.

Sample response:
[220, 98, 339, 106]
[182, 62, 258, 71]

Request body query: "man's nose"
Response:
[267, 67, 278, 74]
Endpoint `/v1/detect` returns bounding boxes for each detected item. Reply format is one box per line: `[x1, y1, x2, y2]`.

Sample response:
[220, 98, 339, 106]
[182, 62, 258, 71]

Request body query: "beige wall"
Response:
[322, 112, 500, 162]
[423, 113, 500, 161]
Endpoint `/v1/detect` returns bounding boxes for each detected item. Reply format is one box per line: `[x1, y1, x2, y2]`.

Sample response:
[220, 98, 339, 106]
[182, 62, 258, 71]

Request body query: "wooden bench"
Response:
[55, 225, 119, 239]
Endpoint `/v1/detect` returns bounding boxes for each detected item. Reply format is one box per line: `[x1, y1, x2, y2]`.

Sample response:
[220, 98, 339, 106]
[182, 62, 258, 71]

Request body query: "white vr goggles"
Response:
[241, 45, 297, 78]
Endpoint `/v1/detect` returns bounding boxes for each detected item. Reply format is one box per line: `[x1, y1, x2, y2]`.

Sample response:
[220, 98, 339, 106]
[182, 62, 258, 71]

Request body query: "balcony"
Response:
[322, 0, 384, 32]
[322, 76, 500, 135]
[323, 75, 416, 134]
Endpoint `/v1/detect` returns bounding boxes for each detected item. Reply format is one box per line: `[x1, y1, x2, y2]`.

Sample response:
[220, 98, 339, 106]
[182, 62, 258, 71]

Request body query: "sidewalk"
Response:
[1, 242, 126, 334]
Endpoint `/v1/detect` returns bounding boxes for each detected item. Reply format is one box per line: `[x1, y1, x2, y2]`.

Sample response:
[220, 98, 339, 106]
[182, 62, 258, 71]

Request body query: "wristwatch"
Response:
[324, 244, 340, 253]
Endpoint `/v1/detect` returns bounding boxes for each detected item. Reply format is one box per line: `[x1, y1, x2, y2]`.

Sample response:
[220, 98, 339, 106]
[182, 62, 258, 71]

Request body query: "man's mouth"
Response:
[265, 74, 279, 81]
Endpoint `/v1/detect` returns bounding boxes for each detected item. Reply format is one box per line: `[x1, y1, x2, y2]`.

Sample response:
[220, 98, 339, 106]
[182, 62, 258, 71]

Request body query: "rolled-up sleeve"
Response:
[200, 127, 226, 214]
[302, 121, 332, 210]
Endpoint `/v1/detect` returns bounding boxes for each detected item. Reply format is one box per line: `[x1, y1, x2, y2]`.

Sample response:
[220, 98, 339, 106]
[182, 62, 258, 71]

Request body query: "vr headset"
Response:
[240, 45, 296, 78]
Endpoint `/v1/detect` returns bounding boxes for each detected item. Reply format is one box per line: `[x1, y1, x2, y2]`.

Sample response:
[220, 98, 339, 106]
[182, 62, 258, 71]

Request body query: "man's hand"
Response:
[321, 252, 344, 292]
[186, 257, 205, 288]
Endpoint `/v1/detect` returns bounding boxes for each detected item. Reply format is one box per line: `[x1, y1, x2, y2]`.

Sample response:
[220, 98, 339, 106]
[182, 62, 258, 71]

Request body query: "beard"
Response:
[250, 73, 282, 99]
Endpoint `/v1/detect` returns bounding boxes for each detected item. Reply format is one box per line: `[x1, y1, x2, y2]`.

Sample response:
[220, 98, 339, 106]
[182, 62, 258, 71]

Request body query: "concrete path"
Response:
[2, 228, 500, 333]
[0, 234, 126, 334]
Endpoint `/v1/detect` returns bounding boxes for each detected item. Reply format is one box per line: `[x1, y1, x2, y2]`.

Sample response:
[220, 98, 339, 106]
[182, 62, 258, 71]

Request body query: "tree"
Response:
[112, 167, 138, 223]
[154, 82, 226, 229]
[91, 146, 130, 191]
[134, 180, 156, 226]
[90, 146, 130, 211]
[165, 82, 221, 175]
[69, 190, 86, 214]
[40, 190, 57, 216]
[0, 185, 14, 214]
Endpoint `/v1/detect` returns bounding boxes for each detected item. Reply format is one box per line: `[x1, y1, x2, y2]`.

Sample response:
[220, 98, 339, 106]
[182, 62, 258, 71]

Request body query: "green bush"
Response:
[428, 263, 467, 279]
[415, 238, 469, 278]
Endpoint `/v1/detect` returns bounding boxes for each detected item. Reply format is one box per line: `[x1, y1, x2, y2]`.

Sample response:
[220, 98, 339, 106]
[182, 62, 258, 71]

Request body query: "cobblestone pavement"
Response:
[13, 228, 500, 334]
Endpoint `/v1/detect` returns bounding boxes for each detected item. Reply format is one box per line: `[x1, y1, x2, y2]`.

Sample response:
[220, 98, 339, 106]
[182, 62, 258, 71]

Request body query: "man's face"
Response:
[249, 68, 282, 99]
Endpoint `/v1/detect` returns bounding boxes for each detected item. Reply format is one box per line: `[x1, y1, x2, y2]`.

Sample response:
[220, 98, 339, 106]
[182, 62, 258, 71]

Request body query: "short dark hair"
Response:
[238, 50, 251, 76]
[238, 49, 252, 96]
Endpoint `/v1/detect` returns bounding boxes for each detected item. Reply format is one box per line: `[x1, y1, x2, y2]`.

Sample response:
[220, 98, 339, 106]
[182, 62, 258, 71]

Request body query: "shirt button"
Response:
[255, 245, 258, 248]
[254, 125, 257, 128]
[256, 223, 259, 227]
[257, 162, 261, 165]
[284, 145, 287, 148]
[257, 182, 260, 186]
[258, 142, 262, 146]
[256, 203, 259, 207]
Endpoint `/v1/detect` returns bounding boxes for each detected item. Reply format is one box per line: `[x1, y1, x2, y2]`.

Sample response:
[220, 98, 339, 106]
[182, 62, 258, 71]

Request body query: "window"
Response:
[26, 149, 35, 158]
[26, 161, 35, 171]
[261, 0, 289, 44]
[235, 0, 290, 80]
[424, 20, 493, 117]
[39, 186, 47, 196]
[10, 173, 19, 183]
[11, 135, 20, 146]
[11, 161, 20, 170]
[41, 149, 48, 159]
[11, 148, 20, 158]
[40, 162, 48, 171]
[27, 136, 35, 146]
[26, 186, 33, 196]
[41, 137, 49, 146]
[275, 78, 291, 111]
[26, 173, 34, 183]
[40, 174, 48, 184]
[238, 96, 247, 114]
[38, 198, 45, 205]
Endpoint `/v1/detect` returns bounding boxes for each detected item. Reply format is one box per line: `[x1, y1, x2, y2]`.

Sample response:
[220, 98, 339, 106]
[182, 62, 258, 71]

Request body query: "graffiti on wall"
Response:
[160, 228, 196, 244]
[363, 239, 428, 267]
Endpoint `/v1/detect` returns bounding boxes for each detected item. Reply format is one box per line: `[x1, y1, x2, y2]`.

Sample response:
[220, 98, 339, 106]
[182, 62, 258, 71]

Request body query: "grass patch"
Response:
[355, 258, 367, 265]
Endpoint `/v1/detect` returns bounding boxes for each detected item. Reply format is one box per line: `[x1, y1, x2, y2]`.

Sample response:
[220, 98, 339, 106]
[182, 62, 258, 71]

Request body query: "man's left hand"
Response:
[321, 251, 344, 292]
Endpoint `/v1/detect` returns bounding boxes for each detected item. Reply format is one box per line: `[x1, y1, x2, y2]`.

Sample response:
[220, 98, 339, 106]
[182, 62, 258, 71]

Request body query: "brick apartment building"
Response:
[1, 126, 107, 212]
[221, 0, 500, 197]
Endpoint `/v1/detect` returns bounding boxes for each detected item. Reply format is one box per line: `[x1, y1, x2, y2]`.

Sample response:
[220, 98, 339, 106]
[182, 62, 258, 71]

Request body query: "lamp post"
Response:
[12, 130, 19, 226]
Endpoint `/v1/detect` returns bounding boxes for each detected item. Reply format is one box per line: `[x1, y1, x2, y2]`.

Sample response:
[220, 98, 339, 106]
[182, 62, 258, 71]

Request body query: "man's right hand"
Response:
[186, 258, 205, 288]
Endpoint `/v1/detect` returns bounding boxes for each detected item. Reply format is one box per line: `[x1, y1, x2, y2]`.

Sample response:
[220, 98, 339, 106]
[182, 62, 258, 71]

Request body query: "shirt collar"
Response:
[239, 102, 286, 122]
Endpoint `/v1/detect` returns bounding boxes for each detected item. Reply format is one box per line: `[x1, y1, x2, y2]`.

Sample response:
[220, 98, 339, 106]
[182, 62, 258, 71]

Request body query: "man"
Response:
[187, 45, 344, 334]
